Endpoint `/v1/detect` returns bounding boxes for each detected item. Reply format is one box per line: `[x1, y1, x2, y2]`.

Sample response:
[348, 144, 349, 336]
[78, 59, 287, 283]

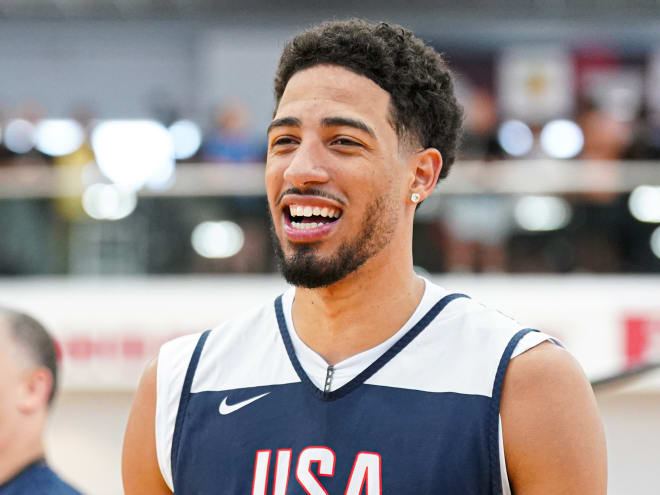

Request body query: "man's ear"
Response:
[407, 147, 442, 204]
[18, 367, 53, 414]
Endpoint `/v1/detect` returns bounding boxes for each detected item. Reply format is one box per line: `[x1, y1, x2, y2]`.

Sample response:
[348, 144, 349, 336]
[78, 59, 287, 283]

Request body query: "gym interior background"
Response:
[1, 1, 659, 493]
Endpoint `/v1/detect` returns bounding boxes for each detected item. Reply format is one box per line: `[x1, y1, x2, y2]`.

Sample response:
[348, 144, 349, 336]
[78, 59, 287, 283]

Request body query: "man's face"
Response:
[0, 322, 29, 449]
[266, 65, 410, 288]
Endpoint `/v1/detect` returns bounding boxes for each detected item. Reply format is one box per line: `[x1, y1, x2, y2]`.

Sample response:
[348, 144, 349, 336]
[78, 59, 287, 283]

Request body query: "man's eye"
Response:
[331, 138, 361, 147]
[272, 137, 298, 146]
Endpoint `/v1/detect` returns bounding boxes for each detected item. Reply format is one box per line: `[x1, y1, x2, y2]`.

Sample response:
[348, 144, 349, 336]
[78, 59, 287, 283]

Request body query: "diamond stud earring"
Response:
[410, 192, 421, 203]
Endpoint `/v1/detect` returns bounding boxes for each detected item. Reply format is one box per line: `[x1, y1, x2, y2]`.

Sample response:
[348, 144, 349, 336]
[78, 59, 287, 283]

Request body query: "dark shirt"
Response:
[0, 459, 82, 495]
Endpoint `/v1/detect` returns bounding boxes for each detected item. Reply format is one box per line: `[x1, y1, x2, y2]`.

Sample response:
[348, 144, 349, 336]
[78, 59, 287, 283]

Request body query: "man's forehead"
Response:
[276, 65, 393, 123]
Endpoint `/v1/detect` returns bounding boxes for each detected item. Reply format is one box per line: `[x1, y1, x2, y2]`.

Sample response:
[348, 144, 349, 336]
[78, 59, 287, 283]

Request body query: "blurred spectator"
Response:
[0, 307, 82, 494]
[439, 194, 512, 272]
[569, 100, 632, 272]
[201, 102, 265, 163]
[53, 105, 96, 223]
[623, 106, 660, 160]
[442, 88, 509, 272]
[578, 99, 632, 162]
[458, 88, 503, 161]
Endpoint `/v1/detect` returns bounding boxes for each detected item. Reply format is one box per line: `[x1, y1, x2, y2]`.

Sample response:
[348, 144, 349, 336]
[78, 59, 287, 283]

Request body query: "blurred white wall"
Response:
[597, 389, 660, 494]
[0, 22, 195, 118]
[45, 391, 134, 495]
[0, 21, 294, 130]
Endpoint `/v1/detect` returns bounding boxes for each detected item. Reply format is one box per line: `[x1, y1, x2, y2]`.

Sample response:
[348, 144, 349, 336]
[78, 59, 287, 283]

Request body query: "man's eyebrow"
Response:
[321, 117, 376, 138]
[267, 117, 301, 134]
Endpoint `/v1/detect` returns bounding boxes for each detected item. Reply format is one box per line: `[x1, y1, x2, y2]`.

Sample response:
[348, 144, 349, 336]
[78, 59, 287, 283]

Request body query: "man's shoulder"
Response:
[365, 282, 543, 397]
[425, 280, 527, 340]
[157, 292, 295, 393]
[1, 461, 83, 495]
[161, 295, 279, 355]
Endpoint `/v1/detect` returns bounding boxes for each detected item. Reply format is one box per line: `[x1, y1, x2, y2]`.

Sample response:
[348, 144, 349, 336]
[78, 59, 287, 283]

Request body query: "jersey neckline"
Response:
[281, 278, 441, 391]
[273, 290, 469, 401]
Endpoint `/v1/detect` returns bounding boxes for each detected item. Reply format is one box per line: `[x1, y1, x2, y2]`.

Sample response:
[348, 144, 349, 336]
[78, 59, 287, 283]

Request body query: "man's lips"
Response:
[279, 193, 344, 210]
[282, 205, 342, 242]
[276, 190, 345, 209]
[283, 212, 341, 242]
[278, 193, 345, 243]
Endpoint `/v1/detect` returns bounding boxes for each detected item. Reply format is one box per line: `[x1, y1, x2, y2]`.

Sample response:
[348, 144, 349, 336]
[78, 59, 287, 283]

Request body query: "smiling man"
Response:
[123, 20, 606, 495]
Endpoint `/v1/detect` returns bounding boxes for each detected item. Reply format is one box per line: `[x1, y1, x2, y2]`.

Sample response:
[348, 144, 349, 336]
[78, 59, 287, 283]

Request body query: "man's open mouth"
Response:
[285, 204, 343, 230]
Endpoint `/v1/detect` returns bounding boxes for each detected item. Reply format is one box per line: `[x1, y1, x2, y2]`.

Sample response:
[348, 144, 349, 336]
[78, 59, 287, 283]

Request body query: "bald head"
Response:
[0, 308, 58, 405]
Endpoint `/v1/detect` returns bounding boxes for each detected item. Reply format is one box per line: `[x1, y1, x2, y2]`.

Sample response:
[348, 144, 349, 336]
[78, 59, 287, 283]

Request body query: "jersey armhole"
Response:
[155, 332, 204, 492]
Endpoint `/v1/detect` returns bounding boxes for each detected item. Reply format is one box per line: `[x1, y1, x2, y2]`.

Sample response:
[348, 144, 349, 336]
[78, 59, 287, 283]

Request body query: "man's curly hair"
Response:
[274, 19, 463, 179]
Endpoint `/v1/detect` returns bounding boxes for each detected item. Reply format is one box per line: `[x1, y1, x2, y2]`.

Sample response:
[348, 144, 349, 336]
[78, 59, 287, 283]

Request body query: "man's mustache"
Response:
[276, 188, 346, 207]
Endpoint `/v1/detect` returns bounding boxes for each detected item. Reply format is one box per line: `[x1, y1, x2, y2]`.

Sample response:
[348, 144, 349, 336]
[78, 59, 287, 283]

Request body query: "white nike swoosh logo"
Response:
[219, 392, 270, 415]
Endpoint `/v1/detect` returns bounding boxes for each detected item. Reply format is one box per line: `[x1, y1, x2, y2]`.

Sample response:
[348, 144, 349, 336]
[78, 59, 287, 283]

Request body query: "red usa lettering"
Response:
[251, 447, 381, 495]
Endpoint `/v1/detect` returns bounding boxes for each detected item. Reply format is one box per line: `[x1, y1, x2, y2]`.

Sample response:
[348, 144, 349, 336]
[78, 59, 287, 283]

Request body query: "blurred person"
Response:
[623, 105, 660, 160]
[458, 87, 503, 161]
[0, 308, 82, 494]
[571, 99, 631, 272]
[201, 102, 266, 163]
[53, 105, 96, 222]
[444, 87, 510, 272]
[441, 194, 513, 272]
[201, 101, 269, 260]
[579, 99, 631, 163]
[124, 19, 606, 494]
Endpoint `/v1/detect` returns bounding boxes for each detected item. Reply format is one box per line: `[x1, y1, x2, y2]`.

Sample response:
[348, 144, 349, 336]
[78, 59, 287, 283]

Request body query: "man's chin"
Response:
[269, 217, 376, 289]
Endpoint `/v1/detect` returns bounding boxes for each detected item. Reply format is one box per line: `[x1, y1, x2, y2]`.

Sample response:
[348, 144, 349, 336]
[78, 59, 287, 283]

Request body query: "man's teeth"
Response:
[288, 205, 340, 218]
[290, 221, 325, 230]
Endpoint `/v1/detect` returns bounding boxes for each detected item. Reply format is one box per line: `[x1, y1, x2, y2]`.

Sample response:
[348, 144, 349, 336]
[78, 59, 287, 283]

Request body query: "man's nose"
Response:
[282, 139, 330, 189]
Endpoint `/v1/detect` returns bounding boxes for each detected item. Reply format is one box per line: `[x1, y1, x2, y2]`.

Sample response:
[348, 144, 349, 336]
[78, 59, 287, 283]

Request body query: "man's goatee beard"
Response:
[268, 197, 395, 288]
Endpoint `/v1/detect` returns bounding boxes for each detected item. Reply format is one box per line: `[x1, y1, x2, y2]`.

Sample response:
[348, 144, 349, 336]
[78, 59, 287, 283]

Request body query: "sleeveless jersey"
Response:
[156, 281, 557, 494]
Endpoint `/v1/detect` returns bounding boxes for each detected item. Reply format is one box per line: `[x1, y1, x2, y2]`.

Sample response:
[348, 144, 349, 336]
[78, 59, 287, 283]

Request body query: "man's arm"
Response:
[122, 358, 172, 495]
[501, 342, 607, 494]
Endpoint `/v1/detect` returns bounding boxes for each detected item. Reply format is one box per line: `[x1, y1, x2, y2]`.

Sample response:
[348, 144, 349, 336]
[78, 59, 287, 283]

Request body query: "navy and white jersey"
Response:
[156, 280, 558, 494]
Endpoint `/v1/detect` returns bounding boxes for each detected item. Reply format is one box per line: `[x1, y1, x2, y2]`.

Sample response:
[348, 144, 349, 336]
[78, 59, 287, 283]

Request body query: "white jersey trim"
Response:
[155, 332, 203, 492]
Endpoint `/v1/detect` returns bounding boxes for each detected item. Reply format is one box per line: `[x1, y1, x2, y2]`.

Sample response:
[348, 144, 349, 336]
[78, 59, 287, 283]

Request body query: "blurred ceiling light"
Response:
[497, 120, 534, 157]
[34, 119, 84, 156]
[540, 119, 584, 159]
[82, 183, 137, 221]
[145, 160, 176, 191]
[629, 185, 660, 223]
[651, 227, 660, 259]
[514, 195, 572, 231]
[4, 119, 35, 153]
[191, 221, 245, 259]
[169, 120, 202, 160]
[91, 120, 175, 192]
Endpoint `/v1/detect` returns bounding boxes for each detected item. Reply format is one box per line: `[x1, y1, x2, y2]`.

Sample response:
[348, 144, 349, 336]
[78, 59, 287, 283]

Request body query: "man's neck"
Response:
[291, 252, 424, 366]
[0, 435, 45, 485]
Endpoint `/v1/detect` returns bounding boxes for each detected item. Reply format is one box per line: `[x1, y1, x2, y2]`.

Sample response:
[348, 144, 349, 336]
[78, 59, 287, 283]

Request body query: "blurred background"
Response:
[0, 1, 659, 493]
